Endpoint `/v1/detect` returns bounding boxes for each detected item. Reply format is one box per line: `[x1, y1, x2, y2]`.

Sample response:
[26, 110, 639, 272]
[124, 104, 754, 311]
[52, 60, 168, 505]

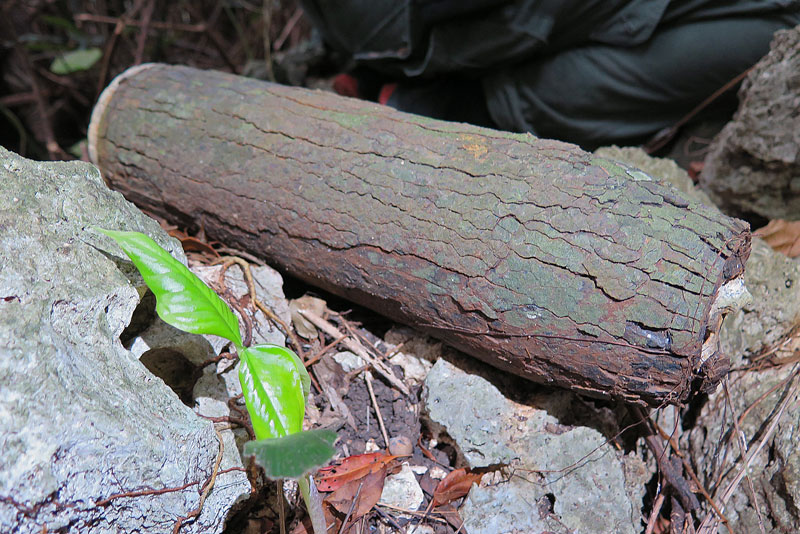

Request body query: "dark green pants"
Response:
[485, 14, 798, 148]
[303, 0, 800, 148]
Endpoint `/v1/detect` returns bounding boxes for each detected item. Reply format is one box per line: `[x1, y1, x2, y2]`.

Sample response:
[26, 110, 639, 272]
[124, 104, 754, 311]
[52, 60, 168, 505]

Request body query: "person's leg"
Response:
[483, 14, 798, 149]
[384, 77, 495, 127]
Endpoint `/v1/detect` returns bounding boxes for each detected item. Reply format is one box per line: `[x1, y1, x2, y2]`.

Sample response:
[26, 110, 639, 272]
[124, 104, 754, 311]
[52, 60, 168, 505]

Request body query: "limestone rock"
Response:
[332, 350, 365, 373]
[424, 358, 649, 534]
[719, 238, 800, 361]
[379, 463, 424, 512]
[698, 26, 800, 219]
[0, 147, 249, 533]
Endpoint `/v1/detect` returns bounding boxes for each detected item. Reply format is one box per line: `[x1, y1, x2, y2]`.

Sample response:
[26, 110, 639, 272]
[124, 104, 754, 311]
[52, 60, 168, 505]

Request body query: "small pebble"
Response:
[389, 435, 413, 456]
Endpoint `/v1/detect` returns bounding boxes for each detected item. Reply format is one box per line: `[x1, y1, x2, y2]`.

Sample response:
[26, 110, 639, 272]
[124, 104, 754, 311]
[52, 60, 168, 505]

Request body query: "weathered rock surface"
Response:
[719, 238, 800, 358]
[379, 463, 425, 512]
[698, 26, 800, 220]
[423, 357, 649, 534]
[0, 147, 249, 533]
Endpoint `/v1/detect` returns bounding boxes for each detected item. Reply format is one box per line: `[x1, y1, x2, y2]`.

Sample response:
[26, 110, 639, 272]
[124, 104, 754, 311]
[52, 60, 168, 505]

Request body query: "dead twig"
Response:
[214, 246, 265, 265]
[645, 493, 666, 534]
[373, 505, 404, 530]
[277, 479, 286, 534]
[134, 0, 156, 65]
[86, 0, 145, 100]
[197, 350, 236, 370]
[644, 65, 755, 154]
[197, 413, 251, 432]
[722, 379, 767, 534]
[94, 467, 245, 507]
[75, 13, 205, 32]
[338, 480, 364, 534]
[634, 406, 701, 514]
[375, 503, 448, 523]
[185, 4, 239, 72]
[299, 309, 410, 396]
[12, 36, 67, 159]
[364, 371, 390, 449]
[305, 334, 347, 368]
[213, 255, 306, 360]
[650, 419, 732, 533]
[273, 7, 303, 51]
[698, 366, 800, 533]
[228, 395, 255, 440]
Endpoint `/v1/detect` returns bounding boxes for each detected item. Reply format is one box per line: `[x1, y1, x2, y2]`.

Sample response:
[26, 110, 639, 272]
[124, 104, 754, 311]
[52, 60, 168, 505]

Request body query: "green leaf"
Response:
[50, 48, 102, 75]
[244, 429, 337, 479]
[98, 229, 243, 348]
[239, 345, 308, 439]
[41, 15, 80, 33]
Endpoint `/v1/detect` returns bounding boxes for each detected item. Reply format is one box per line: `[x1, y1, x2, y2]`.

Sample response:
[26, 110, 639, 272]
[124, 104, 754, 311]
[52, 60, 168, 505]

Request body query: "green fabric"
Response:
[485, 14, 799, 148]
[302, 0, 800, 147]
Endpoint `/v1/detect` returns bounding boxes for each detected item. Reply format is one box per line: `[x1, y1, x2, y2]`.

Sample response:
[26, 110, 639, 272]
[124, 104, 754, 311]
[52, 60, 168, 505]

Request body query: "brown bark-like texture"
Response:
[89, 64, 751, 406]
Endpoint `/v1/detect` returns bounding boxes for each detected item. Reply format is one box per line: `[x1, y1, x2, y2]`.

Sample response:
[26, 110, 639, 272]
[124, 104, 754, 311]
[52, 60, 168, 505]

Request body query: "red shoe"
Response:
[378, 83, 398, 105]
[332, 73, 360, 98]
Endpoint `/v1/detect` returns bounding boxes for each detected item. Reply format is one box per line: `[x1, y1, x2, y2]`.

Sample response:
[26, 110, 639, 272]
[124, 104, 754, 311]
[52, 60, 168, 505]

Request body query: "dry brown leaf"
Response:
[324, 466, 388, 521]
[756, 219, 800, 258]
[315, 451, 401, 492]
[433, 468, 484, 507]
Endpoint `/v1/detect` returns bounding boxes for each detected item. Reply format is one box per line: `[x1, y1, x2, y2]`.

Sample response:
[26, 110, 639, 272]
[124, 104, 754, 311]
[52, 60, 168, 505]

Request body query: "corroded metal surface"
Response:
[89, 64, 751, 405]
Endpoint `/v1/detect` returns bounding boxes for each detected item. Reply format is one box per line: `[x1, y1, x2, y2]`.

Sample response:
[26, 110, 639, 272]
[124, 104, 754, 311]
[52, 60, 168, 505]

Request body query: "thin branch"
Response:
[723, 379, 766, 534]
[298, 309, 410, 396]
[364, 371, 390, 448]
[698, 366, 799, 533]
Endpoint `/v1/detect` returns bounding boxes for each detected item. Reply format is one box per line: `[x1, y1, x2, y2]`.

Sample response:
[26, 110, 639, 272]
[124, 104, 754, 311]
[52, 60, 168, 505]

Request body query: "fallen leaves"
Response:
[316, 451, 403, 492]
[325, 467, 388, 520]
[756, 219, 800, 258]
[315, 450, 405, 531]
[432, 468, 485, 507]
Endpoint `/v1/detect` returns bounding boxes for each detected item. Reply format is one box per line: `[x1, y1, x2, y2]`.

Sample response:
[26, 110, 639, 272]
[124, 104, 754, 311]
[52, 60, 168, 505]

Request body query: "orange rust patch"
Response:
[461, 137, 488, 160]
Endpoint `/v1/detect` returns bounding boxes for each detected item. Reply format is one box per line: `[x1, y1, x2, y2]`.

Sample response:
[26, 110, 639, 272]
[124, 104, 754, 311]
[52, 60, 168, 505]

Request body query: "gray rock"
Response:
[699, 26, 800, 220]
[378, 463, 424, 512]
[424, 358, 649, 534]
[332, 350, 365, 373]
[0, 147, 249, 533]
[719, 238, 800, 361]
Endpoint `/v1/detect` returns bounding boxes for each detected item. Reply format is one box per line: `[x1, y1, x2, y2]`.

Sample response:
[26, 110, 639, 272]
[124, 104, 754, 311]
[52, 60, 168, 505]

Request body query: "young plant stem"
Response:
[298, 474, 326, 534]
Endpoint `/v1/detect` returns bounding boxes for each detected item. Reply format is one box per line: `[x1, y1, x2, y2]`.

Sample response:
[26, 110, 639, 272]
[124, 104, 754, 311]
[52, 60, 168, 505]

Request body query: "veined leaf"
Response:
[244, 429, 337, 479]
[51, 48, 102, 75]
[98, 229, 243, 349]
[239, 344, 308, 439]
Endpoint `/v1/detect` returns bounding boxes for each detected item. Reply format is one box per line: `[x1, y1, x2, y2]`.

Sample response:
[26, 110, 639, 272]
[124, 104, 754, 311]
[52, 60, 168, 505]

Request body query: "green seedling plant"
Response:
[99, 229, 335, 533]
